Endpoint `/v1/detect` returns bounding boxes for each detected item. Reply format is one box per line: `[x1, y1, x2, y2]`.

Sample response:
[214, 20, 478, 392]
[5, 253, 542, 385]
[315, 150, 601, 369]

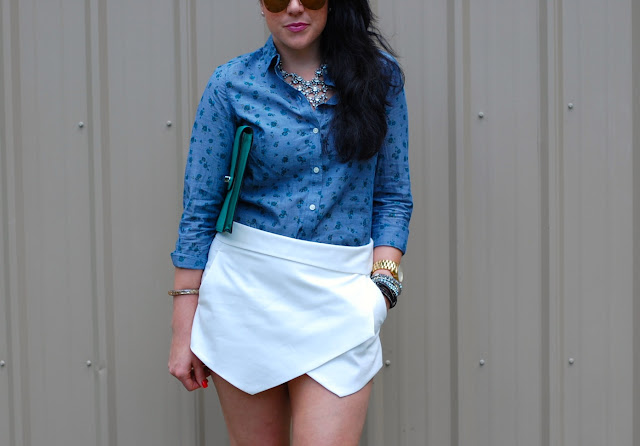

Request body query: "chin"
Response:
[276, 37, 315, 52]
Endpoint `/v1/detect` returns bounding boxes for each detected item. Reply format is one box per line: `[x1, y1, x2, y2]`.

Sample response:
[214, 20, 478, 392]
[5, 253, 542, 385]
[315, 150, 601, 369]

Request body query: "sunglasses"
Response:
[263, 0, 327, 13]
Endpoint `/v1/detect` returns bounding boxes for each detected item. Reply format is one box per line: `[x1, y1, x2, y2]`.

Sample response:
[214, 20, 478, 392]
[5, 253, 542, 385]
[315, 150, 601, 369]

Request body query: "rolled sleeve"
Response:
[371, 84, 413, 254]
[171, 67, 236, 269]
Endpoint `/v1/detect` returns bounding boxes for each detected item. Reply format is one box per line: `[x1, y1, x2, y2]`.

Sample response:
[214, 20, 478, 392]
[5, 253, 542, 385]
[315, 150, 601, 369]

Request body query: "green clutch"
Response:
[215, 126, 254, 233]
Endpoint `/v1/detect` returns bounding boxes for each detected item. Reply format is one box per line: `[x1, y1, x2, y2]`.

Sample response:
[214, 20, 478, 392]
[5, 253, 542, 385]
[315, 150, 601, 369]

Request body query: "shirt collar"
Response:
[260, 36, 335, 88]
[261, 35, 280, 67]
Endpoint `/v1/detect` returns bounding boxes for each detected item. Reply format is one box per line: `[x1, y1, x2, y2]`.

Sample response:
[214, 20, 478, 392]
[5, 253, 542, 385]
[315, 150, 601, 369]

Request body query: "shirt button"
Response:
[313, 167, 320, 174]
[313, 128, 319, 134]
[309, 204, 317, 211]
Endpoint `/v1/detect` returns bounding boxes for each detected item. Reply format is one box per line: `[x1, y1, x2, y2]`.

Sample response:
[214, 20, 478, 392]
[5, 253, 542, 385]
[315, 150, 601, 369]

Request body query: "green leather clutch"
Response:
[215, 125, 254, 233]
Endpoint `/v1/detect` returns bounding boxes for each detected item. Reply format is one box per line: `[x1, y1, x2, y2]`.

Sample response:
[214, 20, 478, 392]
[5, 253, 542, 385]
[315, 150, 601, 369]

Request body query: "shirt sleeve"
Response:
[171, 66, 237, 269]
[371, 72, 413, 254]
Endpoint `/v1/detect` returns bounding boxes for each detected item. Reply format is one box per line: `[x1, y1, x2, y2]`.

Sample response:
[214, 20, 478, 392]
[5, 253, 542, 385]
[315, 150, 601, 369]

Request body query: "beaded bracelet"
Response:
[370, 273, 402, 297]
[376, 282, 398, 308]
[370, 273, 402, 309]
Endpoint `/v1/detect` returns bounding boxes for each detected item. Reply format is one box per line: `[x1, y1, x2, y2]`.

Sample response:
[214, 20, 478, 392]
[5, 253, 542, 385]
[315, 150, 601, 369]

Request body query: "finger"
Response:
[180, 369, 200, 391]
[192, 360, 209, 389]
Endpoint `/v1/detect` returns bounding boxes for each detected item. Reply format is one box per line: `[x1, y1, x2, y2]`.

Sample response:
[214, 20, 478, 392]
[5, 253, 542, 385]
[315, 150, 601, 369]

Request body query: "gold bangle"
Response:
[371, 259, 400, 280]
[168, 289, 200, 296]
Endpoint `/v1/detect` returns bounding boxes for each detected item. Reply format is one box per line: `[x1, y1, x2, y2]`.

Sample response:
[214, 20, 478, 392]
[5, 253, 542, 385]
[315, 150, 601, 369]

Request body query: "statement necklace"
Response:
[278, 62, 330, 109]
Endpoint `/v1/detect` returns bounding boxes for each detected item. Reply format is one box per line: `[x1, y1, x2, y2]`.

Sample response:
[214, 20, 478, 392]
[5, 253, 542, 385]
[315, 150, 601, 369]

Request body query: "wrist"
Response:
[371, 259, 402, 281]
[372, 269, 394, 277]
[371, 273, 402, 308]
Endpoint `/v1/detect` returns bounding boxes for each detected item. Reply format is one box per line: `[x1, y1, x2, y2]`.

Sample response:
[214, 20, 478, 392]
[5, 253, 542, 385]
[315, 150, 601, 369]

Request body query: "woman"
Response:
[168, 0, 412, 444]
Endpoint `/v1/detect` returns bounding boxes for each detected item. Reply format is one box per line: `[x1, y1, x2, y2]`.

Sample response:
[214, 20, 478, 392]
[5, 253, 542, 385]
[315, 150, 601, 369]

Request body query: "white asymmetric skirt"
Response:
[190, 223, 388, 397]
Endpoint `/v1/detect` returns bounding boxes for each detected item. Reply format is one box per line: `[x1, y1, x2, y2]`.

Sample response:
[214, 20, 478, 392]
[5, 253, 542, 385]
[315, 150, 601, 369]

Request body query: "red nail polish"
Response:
[202, 379, 208, 388]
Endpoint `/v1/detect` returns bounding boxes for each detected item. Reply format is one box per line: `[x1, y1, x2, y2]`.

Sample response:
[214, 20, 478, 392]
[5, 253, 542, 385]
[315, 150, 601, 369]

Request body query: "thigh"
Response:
[212, 373, 291, 446]
[288, 375, 373, 446]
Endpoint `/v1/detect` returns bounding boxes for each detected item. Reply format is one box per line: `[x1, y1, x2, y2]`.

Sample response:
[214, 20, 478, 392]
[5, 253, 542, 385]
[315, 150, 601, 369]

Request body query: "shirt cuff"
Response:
[372, 223, 410, 255]
[170, 251, 208, 270]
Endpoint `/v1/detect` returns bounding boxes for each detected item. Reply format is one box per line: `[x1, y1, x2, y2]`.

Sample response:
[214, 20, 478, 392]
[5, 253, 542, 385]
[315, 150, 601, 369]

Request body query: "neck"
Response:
[274, 41, 323, 80]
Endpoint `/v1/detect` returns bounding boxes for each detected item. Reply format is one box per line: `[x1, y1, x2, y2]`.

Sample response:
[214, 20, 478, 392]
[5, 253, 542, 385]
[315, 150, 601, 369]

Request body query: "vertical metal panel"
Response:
[367, 1, 454, 446]
[560, 0, 634, 445]
[1, 1, 27, 444]
[454, 0, 544, 445]
[0, 1, 11, 443]
[84, 1, 115, 444]
[186, 3, 267, 444]
[633, 1, 640, 444]
[2, 1, 98, 445]
[102, 1, 195, 445]
[543, 0, 564, 444]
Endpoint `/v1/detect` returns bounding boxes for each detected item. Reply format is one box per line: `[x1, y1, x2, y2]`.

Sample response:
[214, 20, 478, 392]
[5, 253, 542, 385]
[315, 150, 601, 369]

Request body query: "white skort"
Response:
[190, 223, 388, 397]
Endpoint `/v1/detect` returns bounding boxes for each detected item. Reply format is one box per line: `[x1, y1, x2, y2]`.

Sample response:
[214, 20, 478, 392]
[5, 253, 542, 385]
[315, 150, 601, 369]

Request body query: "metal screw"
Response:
[479, 359, 486, 366]
[478, 111, 485, 119]
[166, 121, 173, 127]
[0, 360, 5, 367]
[78, 121, 85, 128]
[86, 360, 92, 367]
[568, 358, 575, 365]
[384, 360, 391, 367]
[568, 103, 574, 110]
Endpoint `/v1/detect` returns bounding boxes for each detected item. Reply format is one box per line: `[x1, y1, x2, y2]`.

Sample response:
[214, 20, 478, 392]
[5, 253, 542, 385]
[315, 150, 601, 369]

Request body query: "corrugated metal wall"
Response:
[1, 1, 638, 445]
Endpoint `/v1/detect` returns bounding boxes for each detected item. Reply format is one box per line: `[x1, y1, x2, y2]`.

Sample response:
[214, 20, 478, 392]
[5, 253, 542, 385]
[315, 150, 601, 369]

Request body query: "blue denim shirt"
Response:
[172, 37, 412, 269]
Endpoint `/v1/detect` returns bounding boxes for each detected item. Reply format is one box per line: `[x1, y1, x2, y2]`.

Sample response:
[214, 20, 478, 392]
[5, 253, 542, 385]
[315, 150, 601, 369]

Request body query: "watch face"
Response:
[398, 264, 404, 282]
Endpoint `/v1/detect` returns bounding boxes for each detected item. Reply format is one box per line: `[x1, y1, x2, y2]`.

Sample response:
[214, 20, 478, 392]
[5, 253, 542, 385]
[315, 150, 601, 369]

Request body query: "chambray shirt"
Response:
[172, 37, 412, 269]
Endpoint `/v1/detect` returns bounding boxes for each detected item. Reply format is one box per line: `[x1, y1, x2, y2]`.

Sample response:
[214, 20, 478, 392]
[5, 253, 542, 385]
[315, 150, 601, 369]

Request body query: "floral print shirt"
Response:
[172, 37, 412, 269]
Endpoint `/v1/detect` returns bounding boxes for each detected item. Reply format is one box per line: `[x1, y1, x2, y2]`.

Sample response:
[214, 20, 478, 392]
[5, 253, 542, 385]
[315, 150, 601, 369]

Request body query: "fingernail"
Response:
[202, 379, 208, 388]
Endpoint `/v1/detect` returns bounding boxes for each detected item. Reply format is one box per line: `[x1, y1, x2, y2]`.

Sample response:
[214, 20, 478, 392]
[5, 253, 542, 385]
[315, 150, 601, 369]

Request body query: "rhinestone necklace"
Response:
[278, 62, 330, 109]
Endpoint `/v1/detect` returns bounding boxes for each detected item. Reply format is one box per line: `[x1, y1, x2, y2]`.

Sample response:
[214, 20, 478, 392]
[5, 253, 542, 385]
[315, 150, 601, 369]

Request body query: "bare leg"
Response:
[288, 375, 373, 446]
[212, 373, 291, 446]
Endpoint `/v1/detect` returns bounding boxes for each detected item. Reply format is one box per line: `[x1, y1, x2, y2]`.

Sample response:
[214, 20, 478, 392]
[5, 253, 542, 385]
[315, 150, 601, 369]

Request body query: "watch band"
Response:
[371, 259, 400, 280]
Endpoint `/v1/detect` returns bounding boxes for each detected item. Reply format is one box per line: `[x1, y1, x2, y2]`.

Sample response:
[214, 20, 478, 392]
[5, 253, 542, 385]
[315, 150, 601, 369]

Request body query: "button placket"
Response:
[305, 119, 325, 221]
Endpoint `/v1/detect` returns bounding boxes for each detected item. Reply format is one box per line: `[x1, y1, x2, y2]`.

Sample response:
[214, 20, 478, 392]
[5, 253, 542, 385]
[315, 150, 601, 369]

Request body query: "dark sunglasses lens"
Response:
[264, 0, 327, 12]
[300, 0, 326, 10]
[264, 0, 290, 13]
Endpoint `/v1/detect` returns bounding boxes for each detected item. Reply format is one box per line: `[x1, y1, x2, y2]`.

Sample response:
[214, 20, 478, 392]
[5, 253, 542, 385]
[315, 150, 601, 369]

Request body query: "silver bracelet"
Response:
[370, 274, 402, 297]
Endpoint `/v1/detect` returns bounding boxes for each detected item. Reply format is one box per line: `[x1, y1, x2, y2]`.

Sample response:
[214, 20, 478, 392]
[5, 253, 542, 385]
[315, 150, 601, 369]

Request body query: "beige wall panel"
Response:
[634, 1, 640, 444]
[192, 0, 267, 96]
[560, 0, 634, 444]
[0, 0, 10, 442]
[186, 3, 266, 444]
[3, 0, 98, 445]
[367, 0, 453, 445]
[456, 1, 542, 445]
[0, 0, 12, 442]
[103, 1, 199, 445]
[1, 2, 25, 444]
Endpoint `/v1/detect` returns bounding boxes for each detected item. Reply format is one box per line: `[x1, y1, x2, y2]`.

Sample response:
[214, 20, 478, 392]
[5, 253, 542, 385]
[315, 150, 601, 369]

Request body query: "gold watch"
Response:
[371, 259, 403, 282]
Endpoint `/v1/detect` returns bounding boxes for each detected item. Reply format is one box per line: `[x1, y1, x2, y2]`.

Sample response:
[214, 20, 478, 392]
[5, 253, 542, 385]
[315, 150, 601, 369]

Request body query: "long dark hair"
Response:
[321, 0, 404, 161]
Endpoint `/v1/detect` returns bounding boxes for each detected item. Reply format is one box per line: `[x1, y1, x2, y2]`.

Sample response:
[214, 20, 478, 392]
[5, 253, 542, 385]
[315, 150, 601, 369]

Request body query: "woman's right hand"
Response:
[168, 329, 210, 391]
[168, 268, 208, 390]
[168, 285, 210, 391]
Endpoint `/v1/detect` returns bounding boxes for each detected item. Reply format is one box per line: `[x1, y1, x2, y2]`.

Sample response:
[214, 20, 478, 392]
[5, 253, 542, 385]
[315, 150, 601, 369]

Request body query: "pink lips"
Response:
[285, 22, 309, 32]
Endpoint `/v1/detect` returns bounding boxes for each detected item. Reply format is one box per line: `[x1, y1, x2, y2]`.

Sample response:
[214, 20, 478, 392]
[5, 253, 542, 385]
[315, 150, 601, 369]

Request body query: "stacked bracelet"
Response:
[168, 289, 199, 296]
[377, 283, 398, 308]
[370, 273, 402, 309]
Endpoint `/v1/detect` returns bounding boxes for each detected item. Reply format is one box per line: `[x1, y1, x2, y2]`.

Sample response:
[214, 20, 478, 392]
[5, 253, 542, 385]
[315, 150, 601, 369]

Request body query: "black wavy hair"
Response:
[321, 0, 404, 161]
